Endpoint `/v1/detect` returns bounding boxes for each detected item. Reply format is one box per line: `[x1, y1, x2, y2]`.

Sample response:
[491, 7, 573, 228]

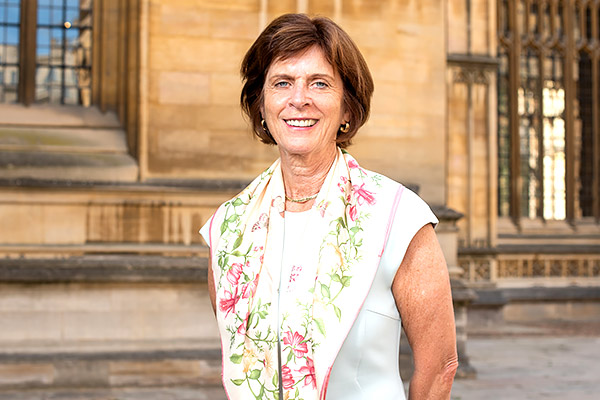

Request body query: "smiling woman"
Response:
[200, 13, 457, 400]
[261, 46, 348, 167]
[240, 13, 373, 150]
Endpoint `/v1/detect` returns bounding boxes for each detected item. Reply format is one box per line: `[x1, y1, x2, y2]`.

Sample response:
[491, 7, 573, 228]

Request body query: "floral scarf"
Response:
[207, 149, 403, 400]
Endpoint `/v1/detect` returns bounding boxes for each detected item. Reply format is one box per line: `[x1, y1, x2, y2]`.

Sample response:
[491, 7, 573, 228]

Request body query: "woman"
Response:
[200, 13, 458, 400]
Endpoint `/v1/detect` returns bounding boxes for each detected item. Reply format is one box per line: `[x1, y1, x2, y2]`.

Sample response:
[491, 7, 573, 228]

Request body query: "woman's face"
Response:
[261, 45, 349, 158]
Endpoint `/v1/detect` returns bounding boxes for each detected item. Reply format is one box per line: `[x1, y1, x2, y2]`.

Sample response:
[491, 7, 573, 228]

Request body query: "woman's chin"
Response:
[278, 142, 335, 159]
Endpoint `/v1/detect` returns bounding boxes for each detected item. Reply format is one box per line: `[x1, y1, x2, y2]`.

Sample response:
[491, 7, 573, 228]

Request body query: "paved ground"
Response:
[449, 320, 600, 400]
[0, 387, 227, 400]
[450, 336, 600, 400]
[1, 321, 598, 400]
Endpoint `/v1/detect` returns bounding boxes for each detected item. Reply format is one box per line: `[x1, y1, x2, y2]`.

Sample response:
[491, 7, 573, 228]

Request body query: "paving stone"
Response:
[451, 336, 600, 400]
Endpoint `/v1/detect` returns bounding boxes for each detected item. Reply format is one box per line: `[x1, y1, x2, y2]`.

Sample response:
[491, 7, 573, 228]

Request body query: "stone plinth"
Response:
[434, 205, 478, 379]
[0, 254, 221, 390]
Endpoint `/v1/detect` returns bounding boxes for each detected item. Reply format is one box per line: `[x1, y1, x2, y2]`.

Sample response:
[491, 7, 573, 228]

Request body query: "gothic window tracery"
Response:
[498, 0, 599, 223]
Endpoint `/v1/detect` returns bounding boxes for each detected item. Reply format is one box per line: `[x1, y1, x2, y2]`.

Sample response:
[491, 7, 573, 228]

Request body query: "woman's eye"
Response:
[313, 81, 328, 88]
[274, 81, 290, 88]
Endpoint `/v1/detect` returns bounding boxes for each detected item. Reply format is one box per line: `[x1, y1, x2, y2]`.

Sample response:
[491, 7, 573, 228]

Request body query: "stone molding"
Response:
[470, 286, 600, 308]
[0, 254, 208, 284]
[0, 177, 250, 191]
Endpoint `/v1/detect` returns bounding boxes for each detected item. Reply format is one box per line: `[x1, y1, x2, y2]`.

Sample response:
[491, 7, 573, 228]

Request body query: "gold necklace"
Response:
[285, 193, 318, 203]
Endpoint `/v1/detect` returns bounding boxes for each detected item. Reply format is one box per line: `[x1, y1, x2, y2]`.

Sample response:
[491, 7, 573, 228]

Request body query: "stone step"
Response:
[0, 254, 222, 390]
[0, 386, 228, 400]
[0, 280, 219, 356]
[0, 344, 222, 390]
[0, 254, 208, 284]
[0, 150, 139, 183]
[0, 106, 138, 183]
[0, 127, 129, 154]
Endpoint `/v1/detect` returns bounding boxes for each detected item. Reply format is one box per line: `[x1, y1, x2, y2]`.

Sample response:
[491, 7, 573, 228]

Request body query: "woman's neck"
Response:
[280, 145, 337, 212]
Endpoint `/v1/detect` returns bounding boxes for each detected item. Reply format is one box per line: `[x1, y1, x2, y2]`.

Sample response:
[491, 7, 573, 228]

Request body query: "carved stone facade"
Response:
[0, 0, 598, 391]
[447, 0, 600, 287]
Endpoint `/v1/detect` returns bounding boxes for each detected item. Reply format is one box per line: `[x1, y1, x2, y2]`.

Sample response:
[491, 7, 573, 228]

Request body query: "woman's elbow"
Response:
[409, 354, 459, 399]
[441, 355, 459, 385]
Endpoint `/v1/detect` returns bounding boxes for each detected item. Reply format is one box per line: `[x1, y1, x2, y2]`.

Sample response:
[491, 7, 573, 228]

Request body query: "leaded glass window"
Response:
[0, 0, 92, 106]
[0, 0, 20, 103]
[576, 1, 599, 218]
[498, 0, 599, 223]
[35, 0, 92, 105]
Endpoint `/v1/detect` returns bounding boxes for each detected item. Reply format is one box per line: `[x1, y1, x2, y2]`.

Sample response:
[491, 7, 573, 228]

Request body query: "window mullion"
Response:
[91, 0, 101, 107]
[61, 2, 66, 105]
[537, 49, 545, 219]
[509, 0, 522, 224]
[18, 0, 36, 105]
[594, 53, 600, 221]
[592, 0, 600, 222]
[563, 0, 577, 223]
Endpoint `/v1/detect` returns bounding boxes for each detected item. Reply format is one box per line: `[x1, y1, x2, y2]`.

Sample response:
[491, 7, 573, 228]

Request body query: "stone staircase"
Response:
[0, 340, 222, 390]
[0, 180, 241, 391]
[0, 253, 223, 391]
[0, 105, 138, 183]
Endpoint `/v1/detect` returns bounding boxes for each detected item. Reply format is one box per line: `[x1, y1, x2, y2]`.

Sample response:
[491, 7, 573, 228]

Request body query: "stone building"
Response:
[0, 0, 598, 391]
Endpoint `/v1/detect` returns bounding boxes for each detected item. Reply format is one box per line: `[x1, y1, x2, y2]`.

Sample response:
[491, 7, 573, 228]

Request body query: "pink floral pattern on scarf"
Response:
[209, 149, 400, 400]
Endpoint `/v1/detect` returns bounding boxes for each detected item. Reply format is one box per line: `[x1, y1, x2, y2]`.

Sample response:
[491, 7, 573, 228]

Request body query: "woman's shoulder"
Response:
[374, 186, 439, 284]
[397, 187, 438, 221]
[383, 186, 439, 257]
[394, 187, 439, 230]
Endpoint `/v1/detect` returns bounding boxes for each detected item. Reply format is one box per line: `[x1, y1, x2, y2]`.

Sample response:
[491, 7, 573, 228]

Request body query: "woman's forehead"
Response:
[267, 46, 337, 77]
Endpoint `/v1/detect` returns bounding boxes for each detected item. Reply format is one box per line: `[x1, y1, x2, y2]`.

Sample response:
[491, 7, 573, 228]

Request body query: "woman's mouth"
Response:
[285, 119, 318, 127]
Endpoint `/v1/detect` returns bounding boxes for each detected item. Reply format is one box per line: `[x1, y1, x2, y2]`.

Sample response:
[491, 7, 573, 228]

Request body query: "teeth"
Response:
[286, 119, 317, 127]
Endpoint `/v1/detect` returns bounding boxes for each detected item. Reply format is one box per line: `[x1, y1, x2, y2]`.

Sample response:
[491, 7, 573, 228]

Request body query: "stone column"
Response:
[399, 205, 477, 380]
[433, 205, 477, 379]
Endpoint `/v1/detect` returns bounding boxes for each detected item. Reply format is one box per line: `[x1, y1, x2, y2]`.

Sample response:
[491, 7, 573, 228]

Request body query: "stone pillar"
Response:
[433, 205, 477, 379]
[399, 205, 477, 380]
[450, 279, 478, 378]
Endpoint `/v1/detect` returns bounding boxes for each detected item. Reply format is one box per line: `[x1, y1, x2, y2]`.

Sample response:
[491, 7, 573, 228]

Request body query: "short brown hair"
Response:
[240, 13, 374, 148]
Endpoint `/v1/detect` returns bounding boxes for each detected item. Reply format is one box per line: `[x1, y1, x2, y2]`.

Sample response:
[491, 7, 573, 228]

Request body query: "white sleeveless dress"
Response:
[201, 187, 437, 399]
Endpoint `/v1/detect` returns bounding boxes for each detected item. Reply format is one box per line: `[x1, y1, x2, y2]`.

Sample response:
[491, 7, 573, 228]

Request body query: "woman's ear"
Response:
[343, 110, 350, 125]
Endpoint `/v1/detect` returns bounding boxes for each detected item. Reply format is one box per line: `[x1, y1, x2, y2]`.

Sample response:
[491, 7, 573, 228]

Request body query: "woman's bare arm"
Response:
[207, 255, 217, 315]
[392, 224, 458, 399]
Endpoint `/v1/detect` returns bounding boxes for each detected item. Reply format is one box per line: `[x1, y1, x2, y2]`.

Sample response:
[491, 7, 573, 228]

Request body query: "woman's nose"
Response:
[289, 84, 311, 108]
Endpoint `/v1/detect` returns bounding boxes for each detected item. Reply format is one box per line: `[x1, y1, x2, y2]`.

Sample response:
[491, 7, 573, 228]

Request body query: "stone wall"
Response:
[0, 186, 229, 248]
[446, 0, 497, 248]
[0, 283, 217, 345]
[143, 0, 447, 205]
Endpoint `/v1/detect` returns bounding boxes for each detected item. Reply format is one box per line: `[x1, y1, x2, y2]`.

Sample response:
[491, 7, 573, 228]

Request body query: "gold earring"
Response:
[261, 119, 268, 132]
[339, 122, 350, 134]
